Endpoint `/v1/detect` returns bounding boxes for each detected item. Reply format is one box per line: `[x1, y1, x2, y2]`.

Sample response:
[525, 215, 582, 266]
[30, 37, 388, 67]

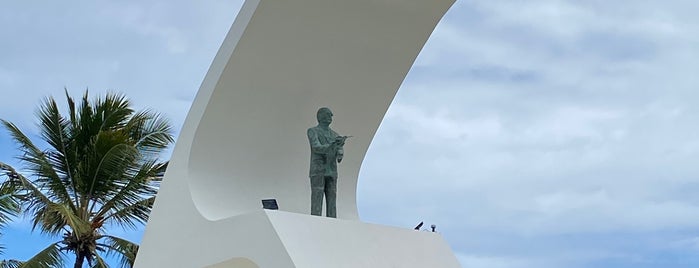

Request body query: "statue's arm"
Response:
[337, 147, 344, 163]
[332, 132, 344, 163]
[308, 128, 331, 154]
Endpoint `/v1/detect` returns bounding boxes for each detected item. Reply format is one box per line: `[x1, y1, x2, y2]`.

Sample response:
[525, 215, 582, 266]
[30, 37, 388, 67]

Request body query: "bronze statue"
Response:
[307, 107, 349, 217]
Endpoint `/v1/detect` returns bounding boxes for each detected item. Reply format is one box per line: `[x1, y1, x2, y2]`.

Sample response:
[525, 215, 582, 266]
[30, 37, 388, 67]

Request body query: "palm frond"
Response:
[0, 187, 20, 254]
[92, 92, 132, 133]
[0, 260, 23, 268]
[83, 142, 137, 207]
[94, 160, 164, 222]
[19, 242, 64, 268]
[0, 121, 70, 205]
[65, 88, 77, 130]
[36, 203, 90, 236]
[0, 190, 20, 227]
[0, 162, 79, 236]
[35, 97, 79, 207]
[98, 235, 138, 268]
[126, 111, 174, 156]
[90, 254, 109, 268]
[101, 196, 155, 230]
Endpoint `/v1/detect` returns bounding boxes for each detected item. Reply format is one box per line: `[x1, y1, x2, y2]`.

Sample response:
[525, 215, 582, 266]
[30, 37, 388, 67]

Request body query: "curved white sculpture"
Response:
[136, 0, 458, 267]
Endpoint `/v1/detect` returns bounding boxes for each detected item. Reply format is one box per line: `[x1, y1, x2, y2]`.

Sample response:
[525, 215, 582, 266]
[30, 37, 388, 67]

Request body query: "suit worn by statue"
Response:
[307, 107, 344, 218]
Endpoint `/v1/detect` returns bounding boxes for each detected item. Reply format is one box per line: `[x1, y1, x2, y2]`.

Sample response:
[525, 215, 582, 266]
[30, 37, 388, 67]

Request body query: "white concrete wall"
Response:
[185, 0, 454, 220]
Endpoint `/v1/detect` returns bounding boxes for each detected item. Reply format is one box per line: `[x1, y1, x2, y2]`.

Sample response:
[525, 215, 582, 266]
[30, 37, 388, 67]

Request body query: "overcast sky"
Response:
[2, 1, 699, 267]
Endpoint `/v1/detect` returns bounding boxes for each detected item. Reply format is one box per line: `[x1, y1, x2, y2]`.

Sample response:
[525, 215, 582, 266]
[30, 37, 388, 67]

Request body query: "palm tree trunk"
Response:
[74, 252, 85, 268]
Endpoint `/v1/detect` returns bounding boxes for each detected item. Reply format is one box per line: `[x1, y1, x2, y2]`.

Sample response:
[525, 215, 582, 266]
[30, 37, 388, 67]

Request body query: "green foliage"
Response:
[0, 165, 21, 265]
[0, 259, 23, 268]
[0, 190, 20, 254]
[0, 90, 173, 268]
[17, 243, 63, 268]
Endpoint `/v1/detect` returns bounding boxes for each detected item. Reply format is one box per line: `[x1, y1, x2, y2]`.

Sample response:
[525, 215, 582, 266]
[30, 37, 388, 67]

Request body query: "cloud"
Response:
[456, 254, 547, 268]
[97, 2, 189, 53]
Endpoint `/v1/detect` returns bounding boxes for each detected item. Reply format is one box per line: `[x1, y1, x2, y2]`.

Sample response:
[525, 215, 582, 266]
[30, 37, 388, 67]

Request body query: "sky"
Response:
[2, 0, 699, 267]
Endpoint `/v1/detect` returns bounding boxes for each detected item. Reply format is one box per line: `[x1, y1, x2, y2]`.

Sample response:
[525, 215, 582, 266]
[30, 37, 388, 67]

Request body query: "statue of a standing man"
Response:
[307, 107, 345, 218]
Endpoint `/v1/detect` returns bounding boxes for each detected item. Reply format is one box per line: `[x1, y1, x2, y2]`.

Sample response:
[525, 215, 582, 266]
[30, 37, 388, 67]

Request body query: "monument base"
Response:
[202, 210, 460, 268]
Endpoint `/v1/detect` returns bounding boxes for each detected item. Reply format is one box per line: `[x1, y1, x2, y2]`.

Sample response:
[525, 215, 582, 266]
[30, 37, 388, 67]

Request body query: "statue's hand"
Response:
[334, 136, 348, 146]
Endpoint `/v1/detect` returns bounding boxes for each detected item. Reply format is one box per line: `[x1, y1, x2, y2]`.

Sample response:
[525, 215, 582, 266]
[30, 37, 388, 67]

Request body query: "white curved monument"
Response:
[135, 0, 459, 267]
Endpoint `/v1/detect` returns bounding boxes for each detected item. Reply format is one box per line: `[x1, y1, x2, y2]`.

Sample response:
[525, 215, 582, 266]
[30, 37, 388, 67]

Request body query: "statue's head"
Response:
[316, 107, 333, 126]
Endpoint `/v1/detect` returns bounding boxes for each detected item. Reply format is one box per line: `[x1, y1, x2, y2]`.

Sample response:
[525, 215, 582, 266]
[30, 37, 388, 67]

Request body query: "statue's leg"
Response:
[325, 176, 337, 218]
[310, 175, 325, 216]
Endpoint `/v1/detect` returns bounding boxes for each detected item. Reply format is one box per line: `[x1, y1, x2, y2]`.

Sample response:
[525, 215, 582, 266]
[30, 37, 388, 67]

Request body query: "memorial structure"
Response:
[134, 0, 460, 267]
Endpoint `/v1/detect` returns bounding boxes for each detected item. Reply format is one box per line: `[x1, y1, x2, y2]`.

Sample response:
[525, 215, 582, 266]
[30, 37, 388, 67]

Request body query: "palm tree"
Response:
[0, 91, 173, 268]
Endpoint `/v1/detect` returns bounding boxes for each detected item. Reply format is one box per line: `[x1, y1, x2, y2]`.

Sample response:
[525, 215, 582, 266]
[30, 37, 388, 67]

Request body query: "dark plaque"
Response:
[262, 199, 279, 210]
